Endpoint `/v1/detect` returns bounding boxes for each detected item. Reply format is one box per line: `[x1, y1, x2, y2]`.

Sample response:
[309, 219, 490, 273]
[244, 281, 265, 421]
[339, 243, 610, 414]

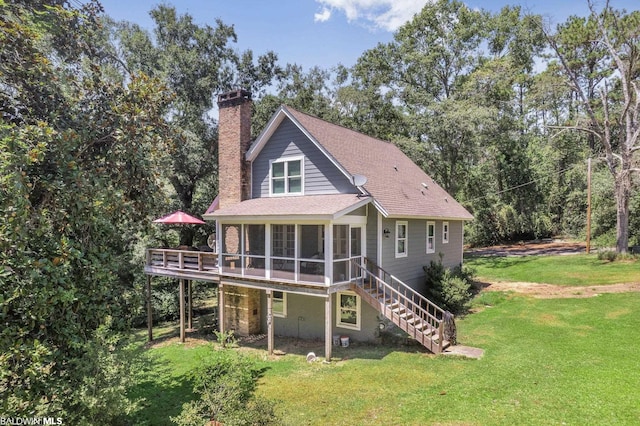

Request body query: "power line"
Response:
[466, 163, 582, 203]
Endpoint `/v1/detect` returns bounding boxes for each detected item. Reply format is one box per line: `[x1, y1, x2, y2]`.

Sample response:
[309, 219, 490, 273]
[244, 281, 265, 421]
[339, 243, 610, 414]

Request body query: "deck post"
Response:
[187, 280, 192, 330]
[266, 289, 274, 355]
[179, 279, 185, 343]
[325, 294, 332, 361]
[146, 275, 153, 341]
[218, 283, 225, 335]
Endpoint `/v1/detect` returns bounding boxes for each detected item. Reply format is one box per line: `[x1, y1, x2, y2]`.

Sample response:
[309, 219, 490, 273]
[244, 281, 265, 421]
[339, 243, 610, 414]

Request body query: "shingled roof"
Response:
[261, 106, 473, 220]
[208, 194, 370, 220]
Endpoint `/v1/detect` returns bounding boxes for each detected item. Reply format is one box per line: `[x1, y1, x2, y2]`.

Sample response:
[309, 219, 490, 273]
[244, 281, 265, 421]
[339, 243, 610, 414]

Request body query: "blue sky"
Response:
[99, 0, 638, 71]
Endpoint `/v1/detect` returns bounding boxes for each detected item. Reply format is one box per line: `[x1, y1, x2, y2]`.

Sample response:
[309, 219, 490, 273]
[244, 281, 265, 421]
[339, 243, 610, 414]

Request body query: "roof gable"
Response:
[246, 106, 352, 184]
[246, 105, 472, 220]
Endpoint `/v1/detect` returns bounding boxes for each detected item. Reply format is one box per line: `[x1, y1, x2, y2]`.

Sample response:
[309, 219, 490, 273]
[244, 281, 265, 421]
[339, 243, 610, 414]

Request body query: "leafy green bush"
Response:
[423, 260, 474, 315]
[597, 250, 618, 262]
[214, 329, 237, 348]
[152, 287, 180, 322]
[171, 350, 279, 425]
[597, 250, 638, 262]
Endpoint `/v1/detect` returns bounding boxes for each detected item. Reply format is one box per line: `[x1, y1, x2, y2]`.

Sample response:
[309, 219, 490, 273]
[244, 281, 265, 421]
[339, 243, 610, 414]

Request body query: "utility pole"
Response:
[586, 157, 592, 254]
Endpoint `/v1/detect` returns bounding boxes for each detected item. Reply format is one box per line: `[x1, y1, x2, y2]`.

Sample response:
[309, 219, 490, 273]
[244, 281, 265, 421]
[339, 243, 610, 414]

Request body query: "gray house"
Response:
[144, 89, 473, 359]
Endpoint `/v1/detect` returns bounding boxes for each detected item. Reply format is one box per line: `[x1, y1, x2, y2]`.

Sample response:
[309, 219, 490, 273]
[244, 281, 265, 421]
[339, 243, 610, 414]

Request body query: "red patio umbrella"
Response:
[153, 210, 205, 225]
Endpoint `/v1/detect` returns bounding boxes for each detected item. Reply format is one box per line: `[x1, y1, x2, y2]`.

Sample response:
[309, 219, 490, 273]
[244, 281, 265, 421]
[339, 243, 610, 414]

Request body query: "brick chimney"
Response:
[217, 89, 252, 209]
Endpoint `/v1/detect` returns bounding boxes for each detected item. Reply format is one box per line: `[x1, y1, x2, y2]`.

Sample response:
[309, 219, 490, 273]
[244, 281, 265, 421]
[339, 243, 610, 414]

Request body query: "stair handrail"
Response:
[351, 258, 446, 352]
[353, 262, 442, 326]
[358, 257, 445, 320]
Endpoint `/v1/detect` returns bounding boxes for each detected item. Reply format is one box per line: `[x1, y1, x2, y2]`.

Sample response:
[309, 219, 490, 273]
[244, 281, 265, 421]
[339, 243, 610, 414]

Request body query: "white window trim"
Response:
[426, 221, 435, 254]
[272, 291, 287, 318]
[442, 221, 449, 244]
[336, 291, 361, 331]
[395, 221, 408, 258]
[269, 155, 304, 196]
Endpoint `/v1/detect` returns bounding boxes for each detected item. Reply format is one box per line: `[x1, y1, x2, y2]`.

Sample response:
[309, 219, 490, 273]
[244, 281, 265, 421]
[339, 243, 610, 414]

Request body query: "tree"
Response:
[547, 2, 640, 252]
[252, 64, 336, 135]
[1, 0, 170, 419]
[116, 6, 281, 245]
[353, 0, 488, 196]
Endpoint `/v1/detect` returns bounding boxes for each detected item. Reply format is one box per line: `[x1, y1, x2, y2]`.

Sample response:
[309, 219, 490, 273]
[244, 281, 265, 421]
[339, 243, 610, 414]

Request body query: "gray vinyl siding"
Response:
[347, 205, 367, 216]
[366, 206, 378, 261]
[259, 292, 379, 342]
[439, 221, 464, 267]
[379, 218, 465, 293]
[251, 118, 356, 198]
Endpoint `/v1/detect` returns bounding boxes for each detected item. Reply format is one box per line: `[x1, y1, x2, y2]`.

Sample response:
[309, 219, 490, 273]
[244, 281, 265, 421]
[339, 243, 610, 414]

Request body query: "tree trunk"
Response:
[614, 172, 631, 254]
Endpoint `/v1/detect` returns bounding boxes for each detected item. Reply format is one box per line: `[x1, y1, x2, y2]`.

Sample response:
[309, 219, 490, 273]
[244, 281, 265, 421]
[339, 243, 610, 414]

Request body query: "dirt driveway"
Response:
[468, 240, 640, 298]
[466, 240, 586, 257]
[478, 281, 640, 298]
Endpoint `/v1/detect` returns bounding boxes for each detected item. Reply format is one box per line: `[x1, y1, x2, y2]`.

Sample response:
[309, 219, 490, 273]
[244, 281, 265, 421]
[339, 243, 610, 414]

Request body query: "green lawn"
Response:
[129, 292, 640, 425]
[465, 253, 640, 285]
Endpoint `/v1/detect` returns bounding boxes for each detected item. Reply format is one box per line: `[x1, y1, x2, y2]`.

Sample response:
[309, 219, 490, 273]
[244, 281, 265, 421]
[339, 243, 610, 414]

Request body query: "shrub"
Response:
[597, 250, 638, 262]
[171, 349, 279, 426]
[214, 329, 237, 348]
[423, 261, 474, 315]
[597, 250, 618, 262]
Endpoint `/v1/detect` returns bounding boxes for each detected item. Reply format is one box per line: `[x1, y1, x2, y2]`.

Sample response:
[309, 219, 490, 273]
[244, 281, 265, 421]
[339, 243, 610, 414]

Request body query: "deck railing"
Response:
[146, 248, 219, 272]
[145, 248, 327, 286]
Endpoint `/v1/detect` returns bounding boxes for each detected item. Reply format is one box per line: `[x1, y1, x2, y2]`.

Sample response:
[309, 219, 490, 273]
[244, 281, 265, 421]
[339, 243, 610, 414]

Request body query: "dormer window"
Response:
[270, 156, 303, 195]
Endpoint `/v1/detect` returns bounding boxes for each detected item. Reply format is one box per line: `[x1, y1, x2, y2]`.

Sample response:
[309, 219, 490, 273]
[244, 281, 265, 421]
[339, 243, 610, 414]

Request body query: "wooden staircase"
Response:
[351, 258, 451, 354]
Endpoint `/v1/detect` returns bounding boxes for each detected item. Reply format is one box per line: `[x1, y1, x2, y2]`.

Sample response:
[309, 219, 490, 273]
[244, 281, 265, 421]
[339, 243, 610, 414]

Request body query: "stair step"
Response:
[356, 260, 448, 354]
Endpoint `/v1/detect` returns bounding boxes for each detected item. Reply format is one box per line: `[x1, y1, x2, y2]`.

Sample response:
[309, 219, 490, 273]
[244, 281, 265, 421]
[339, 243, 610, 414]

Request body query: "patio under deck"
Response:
[144, 248, 349, 360]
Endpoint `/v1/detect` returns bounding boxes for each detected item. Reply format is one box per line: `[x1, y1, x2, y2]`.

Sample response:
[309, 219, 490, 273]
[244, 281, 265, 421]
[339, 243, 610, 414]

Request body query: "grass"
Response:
[127, 325, 207, 425]
[465, 253, 639, 285]
[128, 292, 640, 425]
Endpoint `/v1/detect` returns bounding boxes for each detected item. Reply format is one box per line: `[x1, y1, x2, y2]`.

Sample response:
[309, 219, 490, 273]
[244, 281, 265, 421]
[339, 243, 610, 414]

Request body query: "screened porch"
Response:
[218, 222, 364, 286]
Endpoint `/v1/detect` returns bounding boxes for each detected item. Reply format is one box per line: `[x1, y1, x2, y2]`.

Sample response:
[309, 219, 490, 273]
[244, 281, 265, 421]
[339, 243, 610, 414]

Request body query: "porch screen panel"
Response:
[298, 225, 325, 283]
[244, 224, 266, 277]
[350, 227, 362, 279]
[221, 224, 241, 274]
[333, 225, 349, 282]
[271, 224, 295, 280]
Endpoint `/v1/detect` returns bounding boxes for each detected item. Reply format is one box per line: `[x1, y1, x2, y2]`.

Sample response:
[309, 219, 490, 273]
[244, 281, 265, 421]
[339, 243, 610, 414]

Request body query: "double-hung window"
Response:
[270, 157, 303, 195]
[442, 222, 449, 244]
[395, 221, 408, 258]
[336, 291, 360, 330]
[426, 221, 435, 254]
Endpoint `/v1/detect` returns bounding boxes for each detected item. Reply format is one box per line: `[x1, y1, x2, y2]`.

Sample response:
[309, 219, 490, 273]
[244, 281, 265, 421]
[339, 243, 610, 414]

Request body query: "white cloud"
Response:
[314, 7, 332, 23]
[315, 0, 432, 31]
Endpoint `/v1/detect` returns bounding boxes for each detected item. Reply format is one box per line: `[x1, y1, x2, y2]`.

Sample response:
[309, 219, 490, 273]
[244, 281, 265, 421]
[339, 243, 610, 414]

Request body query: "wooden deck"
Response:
[144, 248, 349, 296]
[145, 248, 220, 281]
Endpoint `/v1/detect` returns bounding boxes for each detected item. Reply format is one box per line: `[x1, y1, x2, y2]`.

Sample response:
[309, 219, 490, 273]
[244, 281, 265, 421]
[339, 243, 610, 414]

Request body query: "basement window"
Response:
[336, 291, 361, 330]
[272, 291, 287, 318]
[270, 156, 303, 195]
